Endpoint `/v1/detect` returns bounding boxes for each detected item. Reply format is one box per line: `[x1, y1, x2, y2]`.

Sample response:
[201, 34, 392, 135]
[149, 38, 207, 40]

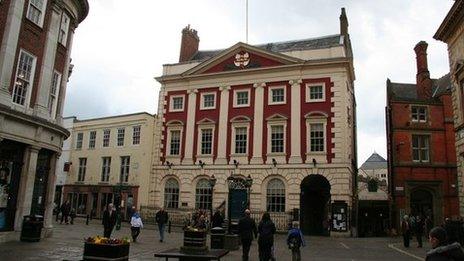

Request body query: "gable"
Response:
[203, 51, 286, 74]
[182, 42, 303, 76]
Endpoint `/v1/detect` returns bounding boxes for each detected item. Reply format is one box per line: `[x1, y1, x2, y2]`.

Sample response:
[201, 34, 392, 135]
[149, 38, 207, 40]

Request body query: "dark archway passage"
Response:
[410, 189, 433, 220]
[300, 174, 331, 236]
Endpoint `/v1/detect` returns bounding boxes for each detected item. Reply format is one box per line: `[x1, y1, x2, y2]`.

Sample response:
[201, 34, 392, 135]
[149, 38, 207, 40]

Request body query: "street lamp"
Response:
[208, 175, 217, 224]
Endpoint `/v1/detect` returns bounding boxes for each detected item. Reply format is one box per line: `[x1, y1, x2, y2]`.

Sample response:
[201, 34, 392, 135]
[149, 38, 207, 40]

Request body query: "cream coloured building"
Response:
[149, 8, 357, 236]
[434, 0, 464, 215]
[63, 112, 155, 219]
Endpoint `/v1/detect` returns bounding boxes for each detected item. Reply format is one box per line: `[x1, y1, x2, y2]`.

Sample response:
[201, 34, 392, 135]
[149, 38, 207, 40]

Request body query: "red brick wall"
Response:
[163, 90, 188, 161]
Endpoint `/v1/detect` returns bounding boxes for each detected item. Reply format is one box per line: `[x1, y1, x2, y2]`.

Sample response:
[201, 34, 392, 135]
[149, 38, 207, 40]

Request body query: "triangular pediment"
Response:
[183, 42, 303, 76]
[266, 113, 288, 121]
[196, 118, 216, 125]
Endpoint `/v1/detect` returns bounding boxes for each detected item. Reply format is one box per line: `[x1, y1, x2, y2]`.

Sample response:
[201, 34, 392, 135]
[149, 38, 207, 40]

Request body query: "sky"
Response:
[64, 0, 454, 164]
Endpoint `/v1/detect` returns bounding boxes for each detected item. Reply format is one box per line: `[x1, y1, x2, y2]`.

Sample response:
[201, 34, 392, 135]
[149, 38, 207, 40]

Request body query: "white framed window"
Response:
[12, 50, 36, 106]
[48, 71, 61, 118]
[164, 178, 179, 209]
[132, 125, 141, 145]
[117, 128, 125, 147]
[170, 95, 185, 112]
[58, 13, 70, 46]
[102, 129, 110, 147]
[76, 132, 83, 149]
[233, 89, 250, 107]
[200, 128, 213, 155]
[306, 83, 326, 102]
[266, 115, 287, 156]
[119, 156, 130, 183]
[411, 106, 427, 123]
[270, 125, 284, 153]
[309, 123, 325, 152]
[200, 92, 216, 110]
[77, 157, 86, 182]
[88, 131, 96, 149]
[266, 179, 286, 213]
[169, 130, 181, 156]
[195, 179, 212, 210]
[234, 127, 248, 154]
[268, 86, 286, 105]
[412, 135, 430, 163]
[26, 0, 47, 27]
[101, 157, 111, 182]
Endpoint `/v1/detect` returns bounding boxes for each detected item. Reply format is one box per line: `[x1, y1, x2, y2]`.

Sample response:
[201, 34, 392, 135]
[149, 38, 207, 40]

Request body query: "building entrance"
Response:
[410, 189, 433, 219]
[300, 174, 331, 236]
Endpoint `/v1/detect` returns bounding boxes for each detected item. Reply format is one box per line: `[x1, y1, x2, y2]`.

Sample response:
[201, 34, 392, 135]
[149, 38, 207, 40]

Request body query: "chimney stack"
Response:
[179, 25, 199, 62]
[340, 8, 348, 36]
[414, 41, 433, 99]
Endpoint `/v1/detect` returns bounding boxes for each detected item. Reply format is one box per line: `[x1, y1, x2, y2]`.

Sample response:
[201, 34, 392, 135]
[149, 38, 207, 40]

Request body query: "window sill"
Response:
[267, 152, 286, 156]
[169, 109, 184, 113]
[306, 99, 326, 103]
[268, 102, 286, 106]
[199, 107, 216, 111]
[233, 104, 250, 108]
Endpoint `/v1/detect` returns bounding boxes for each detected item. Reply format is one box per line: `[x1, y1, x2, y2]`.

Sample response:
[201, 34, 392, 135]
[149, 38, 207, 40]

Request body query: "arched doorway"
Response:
[300, 174, 331, 235]
[410, 189, 433, 220]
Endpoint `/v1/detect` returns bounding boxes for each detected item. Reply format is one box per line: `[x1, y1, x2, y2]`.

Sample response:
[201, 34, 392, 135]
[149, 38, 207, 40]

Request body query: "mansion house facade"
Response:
[149, 9, 357, 236]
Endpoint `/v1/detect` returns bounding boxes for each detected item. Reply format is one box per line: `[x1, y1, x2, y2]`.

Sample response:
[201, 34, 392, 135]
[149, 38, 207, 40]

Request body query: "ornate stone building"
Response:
[434, 0, 464, 216]
[149, 8, 357, 236]
[0, 0, 89, 241]
[386, 42, 459, 229]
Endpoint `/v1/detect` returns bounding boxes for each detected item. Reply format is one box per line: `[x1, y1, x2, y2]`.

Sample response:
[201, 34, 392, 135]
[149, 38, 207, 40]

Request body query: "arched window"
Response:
[266, 179, 285, 213]
[164, 178, 179, 209]
[195, 179, 212, 210]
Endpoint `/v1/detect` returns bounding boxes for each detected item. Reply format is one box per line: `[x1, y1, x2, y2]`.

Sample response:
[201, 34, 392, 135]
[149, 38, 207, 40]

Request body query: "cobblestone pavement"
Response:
[0, 218, 429, 260]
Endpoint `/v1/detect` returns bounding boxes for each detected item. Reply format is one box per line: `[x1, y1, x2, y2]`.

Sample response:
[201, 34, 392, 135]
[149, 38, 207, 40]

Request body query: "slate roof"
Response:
[189, 34, 343, 61]
[387, 73, 451, 101]
[360, 152, 387, 170]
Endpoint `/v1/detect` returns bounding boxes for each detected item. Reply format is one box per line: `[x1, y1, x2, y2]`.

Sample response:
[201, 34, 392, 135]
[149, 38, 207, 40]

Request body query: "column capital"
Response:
[187, 89, 198, 94]
[219, 86, 231, 92]
[28, 146, 41, 153]
[288, 79, 303, 86]
[253, 82, 266, 89]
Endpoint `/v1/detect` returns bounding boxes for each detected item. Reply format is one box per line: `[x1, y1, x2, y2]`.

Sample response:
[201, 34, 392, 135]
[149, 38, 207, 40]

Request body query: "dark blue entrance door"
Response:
[229, 189, 248, 221]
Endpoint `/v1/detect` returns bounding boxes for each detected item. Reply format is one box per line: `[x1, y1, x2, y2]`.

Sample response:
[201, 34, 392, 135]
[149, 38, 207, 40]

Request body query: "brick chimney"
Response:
[179, 25, 199, 62]
[340, 8, 348, 36]
[414, 41, 433, 99]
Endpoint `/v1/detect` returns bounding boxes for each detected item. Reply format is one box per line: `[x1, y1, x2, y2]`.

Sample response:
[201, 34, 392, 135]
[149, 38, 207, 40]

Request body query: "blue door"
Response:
[229, 189, 248, 221]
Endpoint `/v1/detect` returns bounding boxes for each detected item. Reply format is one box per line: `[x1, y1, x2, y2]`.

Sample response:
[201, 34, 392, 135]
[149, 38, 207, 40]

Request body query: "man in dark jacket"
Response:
[155, 207, 169, 242]
[60, 201, 71, 224]
[426, 226, 464, 261]
[415, 215, 424, 248]
[212, 209, 224, 228]
[238, 209, 258, 261]
[102, 203, 117, 238]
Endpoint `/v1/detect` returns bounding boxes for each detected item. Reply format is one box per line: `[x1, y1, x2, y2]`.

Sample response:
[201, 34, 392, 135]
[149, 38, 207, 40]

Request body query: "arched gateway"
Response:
[300, 174, 331, 236]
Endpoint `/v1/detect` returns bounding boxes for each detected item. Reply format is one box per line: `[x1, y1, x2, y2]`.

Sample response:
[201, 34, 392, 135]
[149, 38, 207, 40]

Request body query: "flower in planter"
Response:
[85, 236, 130, 245]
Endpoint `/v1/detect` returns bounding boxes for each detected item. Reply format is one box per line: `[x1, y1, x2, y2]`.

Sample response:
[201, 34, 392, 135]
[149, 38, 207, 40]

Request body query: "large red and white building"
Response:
[150, 9, 356, 236]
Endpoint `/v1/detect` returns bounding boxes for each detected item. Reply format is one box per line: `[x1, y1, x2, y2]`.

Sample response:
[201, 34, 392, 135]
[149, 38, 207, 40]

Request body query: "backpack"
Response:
[288, 230, 302, 249]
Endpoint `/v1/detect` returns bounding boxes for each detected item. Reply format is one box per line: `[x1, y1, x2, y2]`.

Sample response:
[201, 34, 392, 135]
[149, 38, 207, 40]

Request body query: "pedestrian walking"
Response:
[130, 209, 143, 242]
[415, 215, 424, 248]
[155, 207, 169, 242]
[287, 221, 306, 261]
[401, 215, 411, 248]
[238, 209, 258, 261]
[426, 226, 464, 261]
[55, 203, 60, 222]
[60, 201, 71, 225]
[102, 203, 117, 238]
[70, 208, 76, 225]
[212, 209, 224, 228]
[258, 212, 276, 261]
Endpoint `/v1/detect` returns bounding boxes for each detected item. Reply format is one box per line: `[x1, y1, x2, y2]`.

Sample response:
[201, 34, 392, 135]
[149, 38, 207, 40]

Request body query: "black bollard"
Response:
[86, 214, 89, 225]
[168, 220, 172, 233]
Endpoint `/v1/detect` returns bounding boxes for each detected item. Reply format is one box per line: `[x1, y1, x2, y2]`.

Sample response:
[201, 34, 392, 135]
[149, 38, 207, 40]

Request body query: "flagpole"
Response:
[246, 0, 248, 43]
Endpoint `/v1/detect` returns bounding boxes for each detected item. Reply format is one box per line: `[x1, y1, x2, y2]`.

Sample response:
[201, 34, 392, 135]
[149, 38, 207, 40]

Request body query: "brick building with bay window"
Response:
[147, 8, 357, 236]
[386, 41, 459, 229]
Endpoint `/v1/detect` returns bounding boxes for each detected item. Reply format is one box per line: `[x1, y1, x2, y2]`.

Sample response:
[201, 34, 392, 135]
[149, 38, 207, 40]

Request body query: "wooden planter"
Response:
[180, 230, 208, 254]
[83, 242, 130, 261]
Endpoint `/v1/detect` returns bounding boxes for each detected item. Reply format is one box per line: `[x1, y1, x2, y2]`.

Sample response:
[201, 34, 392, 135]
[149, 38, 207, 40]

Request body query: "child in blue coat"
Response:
[287, 221, 306, 261]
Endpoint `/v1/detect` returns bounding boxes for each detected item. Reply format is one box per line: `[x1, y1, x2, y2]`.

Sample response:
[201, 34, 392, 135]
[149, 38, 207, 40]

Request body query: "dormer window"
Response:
[411, 106, 427, 122]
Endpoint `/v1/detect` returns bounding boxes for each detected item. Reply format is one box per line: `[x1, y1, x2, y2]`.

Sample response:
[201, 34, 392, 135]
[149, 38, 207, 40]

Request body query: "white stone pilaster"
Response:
[34, 5, 62, 118]
[14, 146, 40, 231]
[55, 28, 75, 124]
[0, 0, 26, 105]
[43, 153, 59, 236]
[216, 86, 230, 164]
[183, 89, 198, 165]
[250, 83, 265, 164]
[289, 79, 302, 163]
